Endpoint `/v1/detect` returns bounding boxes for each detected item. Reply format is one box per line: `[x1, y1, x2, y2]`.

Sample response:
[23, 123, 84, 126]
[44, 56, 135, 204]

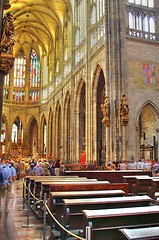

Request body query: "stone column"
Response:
[104, 0, 126, 162]
[106, 127, 110, 165]
[121, 125, 126, 161]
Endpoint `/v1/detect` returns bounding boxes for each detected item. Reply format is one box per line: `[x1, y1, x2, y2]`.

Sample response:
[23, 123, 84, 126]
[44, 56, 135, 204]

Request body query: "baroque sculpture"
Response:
[0, 12, 15, 75]
[101, 96, 110, 126]
[120, 94, 129, 126]
[0, 12, 15, 54]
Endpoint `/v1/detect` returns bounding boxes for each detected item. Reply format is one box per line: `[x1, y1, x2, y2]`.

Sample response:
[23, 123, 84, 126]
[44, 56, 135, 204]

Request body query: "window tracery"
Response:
[127, 0, 157, 41]
[30, 49, 40, 88]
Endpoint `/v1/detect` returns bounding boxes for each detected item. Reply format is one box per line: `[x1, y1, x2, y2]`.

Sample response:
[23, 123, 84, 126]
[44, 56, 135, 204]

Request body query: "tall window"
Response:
[3, 89, 8, 100]
[12, 123, 18, 143]
[128, 0, 154, 7]
[96, 0, 105, 21]
[4, 74, 10, 86]
[13, 90, 25, 101]
[30, 49, 40, 87]
[29, 91, 39, 102]
[90, 0, 105, 24]
[75, 0, 86, 46]
[127, 0, 156, 41]
[14, 49, 26, 88]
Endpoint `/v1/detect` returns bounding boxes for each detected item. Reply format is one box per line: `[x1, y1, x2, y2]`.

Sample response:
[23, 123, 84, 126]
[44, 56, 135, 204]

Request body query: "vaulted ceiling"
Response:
[5, 0, 72, 56]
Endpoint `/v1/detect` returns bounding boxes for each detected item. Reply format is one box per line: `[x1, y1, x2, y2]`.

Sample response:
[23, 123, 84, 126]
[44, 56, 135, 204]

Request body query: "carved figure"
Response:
[120, 94, 129, 119]
[101, 96, 109, 118]
[0, 12, 15, 54]
[101, 96, 110, 126]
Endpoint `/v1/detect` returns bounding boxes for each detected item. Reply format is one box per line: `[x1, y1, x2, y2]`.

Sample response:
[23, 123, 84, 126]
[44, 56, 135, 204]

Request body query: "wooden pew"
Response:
[40, 179, 104, 200]
[61, 195, 152, 239]
[81, 205, 159, 240]
[132, 176, 159, 196]
[49, 190, 126, 233]
[33, 177, 94, 199]
[25, 176, 93, 214]
[24, 175, 80, 200]
[49, 189, 126, 213]
[65, 170, 152, 183]
[49, 182, 128, 195]
[48, 182, 127, 239]
[132, 176, 152, 195]
[119, 226, 159, 240]
[147, 178, 159, 200]
[122, 175, 150, 194]
[32, 178, 99, 212]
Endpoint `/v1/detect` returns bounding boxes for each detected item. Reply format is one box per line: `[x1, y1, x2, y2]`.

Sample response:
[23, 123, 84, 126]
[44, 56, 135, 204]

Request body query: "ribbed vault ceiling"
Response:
[5, 0, 70, 56]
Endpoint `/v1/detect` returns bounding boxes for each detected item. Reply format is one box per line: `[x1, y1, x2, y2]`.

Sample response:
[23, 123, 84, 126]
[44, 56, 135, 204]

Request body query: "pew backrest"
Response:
[119, 226, 159, 240]
[82, 205, 159, 240]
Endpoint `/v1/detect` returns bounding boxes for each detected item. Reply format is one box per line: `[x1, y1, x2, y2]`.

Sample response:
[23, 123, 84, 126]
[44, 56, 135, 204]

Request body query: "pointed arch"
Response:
[27, 116, 38, 156]
[48, 108, 53, 158]
[92, 64, 106, 165]
[0, 115, 8, 156]
[75, 79, 86, 162]
[40, 114, 47, 157]
[11, 116, 23, 144]
[136, 101, 159, 161]
[55, 101, 62, 159]
[63, 91, 71, 162]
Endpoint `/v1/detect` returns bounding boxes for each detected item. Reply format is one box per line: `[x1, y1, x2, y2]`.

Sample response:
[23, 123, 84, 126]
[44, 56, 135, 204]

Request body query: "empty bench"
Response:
[61, 195, 152, 240]
[147, 178, 159, 200]
[49, 189, 126, 238]
[119, 226, 159, 240]
[49, 182, 128, 196]
[81, 205, 159, 240]
[122, 175, 151, 194]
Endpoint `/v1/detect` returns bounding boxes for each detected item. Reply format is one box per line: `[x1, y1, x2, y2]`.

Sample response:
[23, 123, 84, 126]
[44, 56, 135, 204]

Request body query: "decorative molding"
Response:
[0, 53, 14, 75]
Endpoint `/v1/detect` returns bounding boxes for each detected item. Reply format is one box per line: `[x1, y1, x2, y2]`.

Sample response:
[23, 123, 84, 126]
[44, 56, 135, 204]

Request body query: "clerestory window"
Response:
[128, 0, 154, 7]
[127, 0, 157, 41]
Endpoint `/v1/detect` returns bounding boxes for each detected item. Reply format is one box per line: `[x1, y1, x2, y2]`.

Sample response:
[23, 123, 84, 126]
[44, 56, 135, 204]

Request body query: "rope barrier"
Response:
[23, 180, 86, 240]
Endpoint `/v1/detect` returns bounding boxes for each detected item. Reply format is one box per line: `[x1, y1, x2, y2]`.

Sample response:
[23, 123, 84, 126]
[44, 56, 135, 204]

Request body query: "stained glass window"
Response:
[4, 74, 10, 86]
[13, 90, 25, 101]
[14, 49, 26, 88]
[3, 89, 8, 100]
[29, 91, 40, 102]
[30, 49, 40, 88]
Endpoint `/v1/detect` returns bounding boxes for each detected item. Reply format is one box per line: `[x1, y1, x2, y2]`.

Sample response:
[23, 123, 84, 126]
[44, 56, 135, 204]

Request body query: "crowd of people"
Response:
[0, 157, 61, 187]
[1, 156, 159, 187]
[105, 159, 159, 175]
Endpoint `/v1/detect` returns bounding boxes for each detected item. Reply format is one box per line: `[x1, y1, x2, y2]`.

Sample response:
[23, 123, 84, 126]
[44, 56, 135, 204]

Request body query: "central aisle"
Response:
[0, 180, 50, 240]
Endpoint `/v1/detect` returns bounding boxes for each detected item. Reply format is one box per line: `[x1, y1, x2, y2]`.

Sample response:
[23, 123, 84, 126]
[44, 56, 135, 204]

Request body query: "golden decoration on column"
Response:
[101, 96, 110, 127]
[0, 12, 15, 75]
[120, 94, 129, 126]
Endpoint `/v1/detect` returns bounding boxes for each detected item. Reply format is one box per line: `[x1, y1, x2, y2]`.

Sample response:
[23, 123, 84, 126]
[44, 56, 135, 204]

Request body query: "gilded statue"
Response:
[101, 96, 110, 126]
[120, 94, 129, 125]
[0, 12, 15, 55]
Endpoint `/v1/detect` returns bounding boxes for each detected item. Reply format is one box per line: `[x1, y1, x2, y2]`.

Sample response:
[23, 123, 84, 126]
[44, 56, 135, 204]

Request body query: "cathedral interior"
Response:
[0, 0, 159, 166]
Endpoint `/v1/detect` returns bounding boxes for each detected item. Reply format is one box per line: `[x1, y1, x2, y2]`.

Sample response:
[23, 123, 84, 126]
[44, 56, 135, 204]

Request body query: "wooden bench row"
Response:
[24, 175, 159, 240]
[122, 175, 159, 198]
[80, 205, 159, 240]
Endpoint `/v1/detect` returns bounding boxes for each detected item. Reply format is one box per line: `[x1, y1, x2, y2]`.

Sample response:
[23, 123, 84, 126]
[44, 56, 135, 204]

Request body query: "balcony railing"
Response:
[126, 28, 159, 42]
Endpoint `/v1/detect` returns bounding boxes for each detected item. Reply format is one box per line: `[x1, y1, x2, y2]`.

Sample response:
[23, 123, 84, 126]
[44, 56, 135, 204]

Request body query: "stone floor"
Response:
[0, 180, 50, 240]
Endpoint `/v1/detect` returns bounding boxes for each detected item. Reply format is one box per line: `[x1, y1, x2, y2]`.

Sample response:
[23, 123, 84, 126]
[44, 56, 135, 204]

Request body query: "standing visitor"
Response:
[54, 159, 60, 176]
